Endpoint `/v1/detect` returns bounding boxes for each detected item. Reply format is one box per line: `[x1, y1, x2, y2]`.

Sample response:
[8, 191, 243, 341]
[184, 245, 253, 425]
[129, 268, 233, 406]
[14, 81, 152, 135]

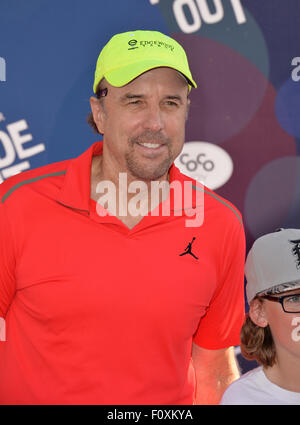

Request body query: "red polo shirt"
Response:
[0, 141, 245, 404]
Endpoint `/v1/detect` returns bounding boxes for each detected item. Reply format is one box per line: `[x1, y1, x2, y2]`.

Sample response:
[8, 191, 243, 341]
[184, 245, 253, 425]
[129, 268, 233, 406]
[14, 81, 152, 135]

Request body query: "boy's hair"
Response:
[240, 297, 276, 368]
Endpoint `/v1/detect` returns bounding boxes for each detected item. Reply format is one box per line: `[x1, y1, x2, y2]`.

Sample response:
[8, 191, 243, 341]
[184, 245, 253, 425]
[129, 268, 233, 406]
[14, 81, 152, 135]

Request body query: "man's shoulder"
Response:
[176, 168, 243, 228]
[0, 158, 71, 205]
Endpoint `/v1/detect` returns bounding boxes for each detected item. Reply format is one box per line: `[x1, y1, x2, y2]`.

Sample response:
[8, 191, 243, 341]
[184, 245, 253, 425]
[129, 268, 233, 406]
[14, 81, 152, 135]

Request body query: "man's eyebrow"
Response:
[164, 95, 183, 104]
[120, 93, 145, 101]
[119, 93, 184, 103]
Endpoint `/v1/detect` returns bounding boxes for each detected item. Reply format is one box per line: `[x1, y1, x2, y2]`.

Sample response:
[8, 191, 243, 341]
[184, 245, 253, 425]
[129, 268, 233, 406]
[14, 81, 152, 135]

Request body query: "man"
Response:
[0, 30, 245, 404]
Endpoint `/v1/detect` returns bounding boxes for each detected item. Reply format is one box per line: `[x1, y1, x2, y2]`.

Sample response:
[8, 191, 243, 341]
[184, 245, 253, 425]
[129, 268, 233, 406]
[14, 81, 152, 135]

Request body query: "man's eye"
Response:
[129, 100, 142, 105]
[165, 101, 178, 107]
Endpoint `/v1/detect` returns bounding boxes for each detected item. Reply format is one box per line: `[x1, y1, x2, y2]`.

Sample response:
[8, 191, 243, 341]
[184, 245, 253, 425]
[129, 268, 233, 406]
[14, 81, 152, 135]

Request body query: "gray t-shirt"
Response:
[220, 366, 300, 405]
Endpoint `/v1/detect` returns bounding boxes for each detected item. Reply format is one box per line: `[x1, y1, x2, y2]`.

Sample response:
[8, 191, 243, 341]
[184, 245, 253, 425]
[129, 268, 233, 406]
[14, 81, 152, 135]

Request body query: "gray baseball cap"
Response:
[245, 228, 300, 303]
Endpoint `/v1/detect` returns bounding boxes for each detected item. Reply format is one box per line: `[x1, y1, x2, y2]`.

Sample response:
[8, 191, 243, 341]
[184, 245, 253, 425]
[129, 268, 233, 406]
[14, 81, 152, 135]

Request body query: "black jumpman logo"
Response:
[179, 237, 198, 260]
[289, 239, 300, 269]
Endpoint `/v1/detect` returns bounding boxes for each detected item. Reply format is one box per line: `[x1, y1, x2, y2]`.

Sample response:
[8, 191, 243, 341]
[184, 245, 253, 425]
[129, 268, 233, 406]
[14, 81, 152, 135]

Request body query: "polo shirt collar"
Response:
[56, 141, 103, 213]
[56, 140, 200, 217]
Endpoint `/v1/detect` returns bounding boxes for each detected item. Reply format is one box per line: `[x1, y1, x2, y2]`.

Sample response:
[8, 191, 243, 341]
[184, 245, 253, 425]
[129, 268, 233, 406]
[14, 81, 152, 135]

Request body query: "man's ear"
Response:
[89, 96, 106, 135]
[249, 298, 269, 328]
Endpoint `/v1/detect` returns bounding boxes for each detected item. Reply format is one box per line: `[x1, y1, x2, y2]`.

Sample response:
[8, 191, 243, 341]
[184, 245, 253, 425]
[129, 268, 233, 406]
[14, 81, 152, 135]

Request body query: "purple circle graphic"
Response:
[245, 157, 300, 240]
[174, 33, 269, 144]
[275, 79, 300, 138]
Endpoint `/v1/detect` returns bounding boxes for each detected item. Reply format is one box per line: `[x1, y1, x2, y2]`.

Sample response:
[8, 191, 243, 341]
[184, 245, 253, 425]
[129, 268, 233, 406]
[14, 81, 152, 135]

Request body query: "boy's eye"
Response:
[287, 295, 300, 303]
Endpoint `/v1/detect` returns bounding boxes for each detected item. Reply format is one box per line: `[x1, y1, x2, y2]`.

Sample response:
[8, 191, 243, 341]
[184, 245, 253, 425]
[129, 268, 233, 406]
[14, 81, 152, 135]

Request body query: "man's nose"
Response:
[143, 104, 164, 132]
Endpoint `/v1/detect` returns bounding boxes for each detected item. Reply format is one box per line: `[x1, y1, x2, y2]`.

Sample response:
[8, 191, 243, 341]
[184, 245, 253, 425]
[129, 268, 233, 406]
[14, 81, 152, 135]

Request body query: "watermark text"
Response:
[95, 173, 204, 227]
[0, 317, 6, 341]
[291, 57, 300, 82]
[0, 57, 6, 82]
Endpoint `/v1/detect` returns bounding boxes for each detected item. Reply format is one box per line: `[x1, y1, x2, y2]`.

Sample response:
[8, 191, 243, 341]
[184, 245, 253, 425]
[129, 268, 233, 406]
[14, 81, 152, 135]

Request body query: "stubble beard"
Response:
[125, 131, 174, 181]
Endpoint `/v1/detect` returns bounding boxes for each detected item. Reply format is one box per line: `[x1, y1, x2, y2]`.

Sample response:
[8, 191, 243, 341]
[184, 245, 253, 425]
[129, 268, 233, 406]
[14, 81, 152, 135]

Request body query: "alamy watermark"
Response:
[95, 173, 204, 227]
[0, 317, 6, 341]
[0, 57, 6, 82]
[291, 317, 300, 342]
[291, 57, 300, 82]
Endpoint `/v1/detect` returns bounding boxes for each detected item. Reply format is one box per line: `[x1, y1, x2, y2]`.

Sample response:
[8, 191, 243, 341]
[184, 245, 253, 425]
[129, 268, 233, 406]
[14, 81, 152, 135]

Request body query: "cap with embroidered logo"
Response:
[245, 228, 300, 303]
[93, 30, 197, 93]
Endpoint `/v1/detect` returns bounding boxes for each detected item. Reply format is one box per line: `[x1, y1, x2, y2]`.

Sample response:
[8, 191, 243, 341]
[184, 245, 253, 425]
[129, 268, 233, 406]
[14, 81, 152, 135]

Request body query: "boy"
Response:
[220, 228, 300, 405]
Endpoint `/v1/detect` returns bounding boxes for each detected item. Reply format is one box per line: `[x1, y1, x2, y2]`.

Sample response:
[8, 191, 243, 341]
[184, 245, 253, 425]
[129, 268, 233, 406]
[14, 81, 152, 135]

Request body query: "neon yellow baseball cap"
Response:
[93, 30, 197, 93]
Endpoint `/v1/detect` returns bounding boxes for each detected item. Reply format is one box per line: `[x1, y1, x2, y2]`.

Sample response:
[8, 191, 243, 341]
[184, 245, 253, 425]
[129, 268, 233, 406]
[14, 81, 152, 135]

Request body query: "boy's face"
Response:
[263, 289, 300, 357]
[251, 289, 300, 360]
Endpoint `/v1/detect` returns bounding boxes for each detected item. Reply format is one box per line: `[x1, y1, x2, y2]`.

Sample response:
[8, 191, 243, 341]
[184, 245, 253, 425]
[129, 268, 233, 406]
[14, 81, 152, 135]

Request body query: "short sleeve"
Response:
[193, 216, 246, 349]
[0, 201, 16, 318]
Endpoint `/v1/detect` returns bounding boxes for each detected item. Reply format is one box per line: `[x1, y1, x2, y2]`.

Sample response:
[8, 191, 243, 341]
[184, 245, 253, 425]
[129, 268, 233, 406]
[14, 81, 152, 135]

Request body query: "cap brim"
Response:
[258, 280, 300, 297]
[103, 59, 197, 90]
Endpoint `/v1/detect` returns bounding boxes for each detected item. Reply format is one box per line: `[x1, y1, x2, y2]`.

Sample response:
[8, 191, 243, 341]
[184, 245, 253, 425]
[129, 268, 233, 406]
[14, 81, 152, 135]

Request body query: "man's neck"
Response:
[90, 154, 170, 228]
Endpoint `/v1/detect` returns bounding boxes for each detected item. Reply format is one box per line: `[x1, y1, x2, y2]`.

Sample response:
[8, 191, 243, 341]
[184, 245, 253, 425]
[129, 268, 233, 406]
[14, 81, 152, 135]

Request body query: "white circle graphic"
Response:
[175, 141, 233, 190]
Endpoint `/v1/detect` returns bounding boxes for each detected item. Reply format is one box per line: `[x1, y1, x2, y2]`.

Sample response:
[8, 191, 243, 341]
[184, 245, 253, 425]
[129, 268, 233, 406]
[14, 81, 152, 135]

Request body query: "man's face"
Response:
[90, 67, 190, 181]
